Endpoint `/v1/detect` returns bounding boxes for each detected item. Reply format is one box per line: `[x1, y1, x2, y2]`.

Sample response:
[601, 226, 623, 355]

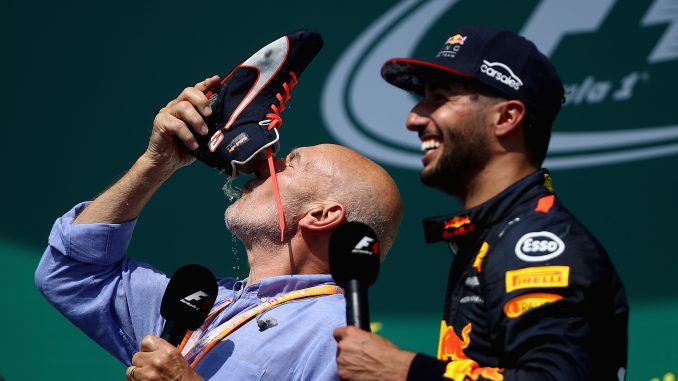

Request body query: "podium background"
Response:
[3, 0, 677, 380]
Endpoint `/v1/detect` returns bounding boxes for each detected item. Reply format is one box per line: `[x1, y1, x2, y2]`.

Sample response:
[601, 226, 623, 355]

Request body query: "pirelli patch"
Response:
[505, 266, 570, 293]
[503, 293, 563, 318]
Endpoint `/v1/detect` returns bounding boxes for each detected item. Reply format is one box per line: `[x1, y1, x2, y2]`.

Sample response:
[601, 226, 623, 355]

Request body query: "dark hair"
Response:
[459, 77, 554, 166]
[428, 74, 556, 166]
[521, 111, 553, 166]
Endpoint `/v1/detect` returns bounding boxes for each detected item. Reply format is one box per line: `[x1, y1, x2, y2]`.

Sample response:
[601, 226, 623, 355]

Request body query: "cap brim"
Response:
[381, 58, 472, 96]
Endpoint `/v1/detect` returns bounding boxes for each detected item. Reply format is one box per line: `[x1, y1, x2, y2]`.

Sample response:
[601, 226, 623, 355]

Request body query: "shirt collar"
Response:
[423, 169, 554, 245]
[236, 274, 335, 298]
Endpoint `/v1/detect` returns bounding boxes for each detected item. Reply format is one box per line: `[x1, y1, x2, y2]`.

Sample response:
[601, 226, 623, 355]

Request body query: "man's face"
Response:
[406, 80, 494, 195]
[224, 147, 325, 243]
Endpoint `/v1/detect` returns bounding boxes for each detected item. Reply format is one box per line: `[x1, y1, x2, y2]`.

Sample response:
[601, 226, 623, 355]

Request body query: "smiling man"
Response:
[35, 75, 402, 381]
[334, 25, 628, 381]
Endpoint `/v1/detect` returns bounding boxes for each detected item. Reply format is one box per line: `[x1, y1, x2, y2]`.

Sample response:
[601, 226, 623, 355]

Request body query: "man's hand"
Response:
[73, 75, 222, 225]
[143, 75, 221, 175]
[126, 336, 203, 381]
[334, 326, 417, 381]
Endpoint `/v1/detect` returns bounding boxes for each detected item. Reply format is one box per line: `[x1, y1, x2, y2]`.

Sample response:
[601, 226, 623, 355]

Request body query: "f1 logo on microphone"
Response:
[355, 236, 373, 250]
[183, 291, 208, 302]
[352, 236, 379, 256]
[180, 291, 209, 311]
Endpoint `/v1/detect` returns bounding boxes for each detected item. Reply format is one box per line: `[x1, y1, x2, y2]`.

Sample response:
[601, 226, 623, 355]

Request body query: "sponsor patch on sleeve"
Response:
[514, 231, 565, 262]
[503, 293, 563, 318]
[505, 266, 570, 293]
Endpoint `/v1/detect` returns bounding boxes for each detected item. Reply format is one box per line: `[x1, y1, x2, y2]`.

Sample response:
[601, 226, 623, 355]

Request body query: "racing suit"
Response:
[407, 169, 628, 381]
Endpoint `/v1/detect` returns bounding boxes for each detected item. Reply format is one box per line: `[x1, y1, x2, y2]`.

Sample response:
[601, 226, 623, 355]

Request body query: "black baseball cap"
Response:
[381, 25, 565, 121]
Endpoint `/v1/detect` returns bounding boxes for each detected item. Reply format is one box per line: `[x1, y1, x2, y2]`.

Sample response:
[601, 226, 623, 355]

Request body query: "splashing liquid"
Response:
[224, 177, 243, 281]
[231, 231, 240, 281]
[222, 177, 241, 202]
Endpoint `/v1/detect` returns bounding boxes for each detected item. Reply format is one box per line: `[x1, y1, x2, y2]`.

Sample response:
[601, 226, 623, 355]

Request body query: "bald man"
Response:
[35, 76, 403, 381]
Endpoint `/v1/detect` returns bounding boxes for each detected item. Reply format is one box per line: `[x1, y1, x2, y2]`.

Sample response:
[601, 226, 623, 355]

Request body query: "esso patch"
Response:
[514, 231, 565, 262]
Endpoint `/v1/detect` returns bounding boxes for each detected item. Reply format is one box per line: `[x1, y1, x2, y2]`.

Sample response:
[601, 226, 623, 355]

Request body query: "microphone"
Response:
[329, 222, 380, 331]
[160, 264, 218, 346]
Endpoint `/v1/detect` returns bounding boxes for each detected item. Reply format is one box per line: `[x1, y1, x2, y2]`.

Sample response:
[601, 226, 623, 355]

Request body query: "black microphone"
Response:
[160, 264, 218, 346]
[329, 222, 380, 331]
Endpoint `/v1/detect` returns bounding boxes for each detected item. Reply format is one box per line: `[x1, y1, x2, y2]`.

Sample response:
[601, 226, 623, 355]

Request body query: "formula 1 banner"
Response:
[4, 0, 677, 380]
[322, 0, 678, 171]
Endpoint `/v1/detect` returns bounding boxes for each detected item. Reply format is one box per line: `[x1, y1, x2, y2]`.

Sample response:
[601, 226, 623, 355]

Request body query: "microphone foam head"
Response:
[160, 264, 218, 330]
[329, 221, 380, 288]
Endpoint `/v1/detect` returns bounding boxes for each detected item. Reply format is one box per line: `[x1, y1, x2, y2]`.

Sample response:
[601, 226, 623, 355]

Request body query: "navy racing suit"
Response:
[407, 169, 628, 381]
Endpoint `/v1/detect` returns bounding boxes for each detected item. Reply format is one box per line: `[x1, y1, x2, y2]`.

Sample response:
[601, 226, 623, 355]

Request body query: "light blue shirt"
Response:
[35, 202, 345, 380]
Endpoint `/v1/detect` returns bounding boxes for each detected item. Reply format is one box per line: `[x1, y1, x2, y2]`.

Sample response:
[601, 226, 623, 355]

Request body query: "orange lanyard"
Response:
[178, 284, 342, 368]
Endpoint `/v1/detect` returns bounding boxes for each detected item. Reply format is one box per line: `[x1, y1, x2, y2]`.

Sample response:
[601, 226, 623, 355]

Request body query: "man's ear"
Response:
[492, 99, 526, 137]
[298, 202, 346, 232]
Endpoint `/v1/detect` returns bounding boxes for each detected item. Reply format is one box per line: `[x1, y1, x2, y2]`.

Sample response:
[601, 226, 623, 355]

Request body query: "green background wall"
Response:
[4, 0, 677, 380]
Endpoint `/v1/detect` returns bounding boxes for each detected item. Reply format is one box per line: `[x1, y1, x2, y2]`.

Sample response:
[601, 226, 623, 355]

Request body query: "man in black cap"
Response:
[334, 25, 628, 381]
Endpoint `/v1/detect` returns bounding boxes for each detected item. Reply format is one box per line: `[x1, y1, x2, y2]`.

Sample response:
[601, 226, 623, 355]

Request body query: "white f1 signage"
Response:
[321, 0, 678, 171]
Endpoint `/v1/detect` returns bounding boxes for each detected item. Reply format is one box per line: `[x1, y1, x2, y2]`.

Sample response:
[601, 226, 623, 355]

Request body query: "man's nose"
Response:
[406, 102, 429, 132]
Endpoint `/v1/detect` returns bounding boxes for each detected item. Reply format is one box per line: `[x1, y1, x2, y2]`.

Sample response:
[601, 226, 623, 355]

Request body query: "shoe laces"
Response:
[265, 72, 298, 130]
[264, 71, 298, 242]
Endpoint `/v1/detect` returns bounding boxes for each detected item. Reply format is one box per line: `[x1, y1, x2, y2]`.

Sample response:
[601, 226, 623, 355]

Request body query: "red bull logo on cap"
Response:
[446, 34, 467, 46]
